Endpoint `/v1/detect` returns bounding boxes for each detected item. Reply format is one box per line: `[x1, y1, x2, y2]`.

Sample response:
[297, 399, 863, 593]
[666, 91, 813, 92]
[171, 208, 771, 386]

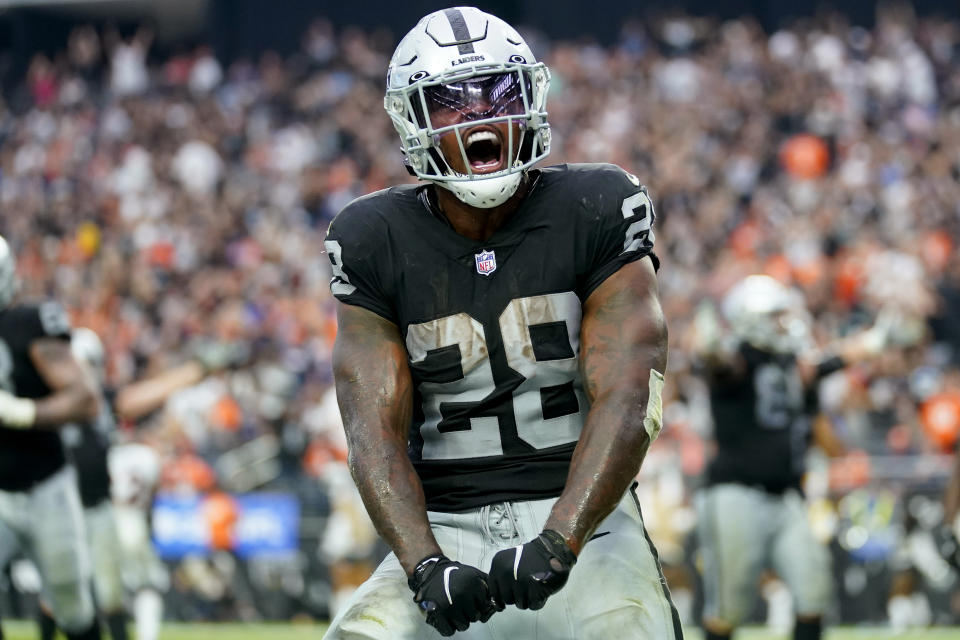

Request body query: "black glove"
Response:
[407, 554, 499, 636]
[489, 529, 577, 610]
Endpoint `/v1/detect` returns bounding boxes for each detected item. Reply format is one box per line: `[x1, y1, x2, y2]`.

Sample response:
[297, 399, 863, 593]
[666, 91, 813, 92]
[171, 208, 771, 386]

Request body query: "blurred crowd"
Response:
[1, 3, 960, 627]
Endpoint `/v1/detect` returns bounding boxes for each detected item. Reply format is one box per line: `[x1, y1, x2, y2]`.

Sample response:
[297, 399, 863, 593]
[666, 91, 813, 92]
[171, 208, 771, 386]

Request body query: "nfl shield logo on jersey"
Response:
[475, 249, 497, 276]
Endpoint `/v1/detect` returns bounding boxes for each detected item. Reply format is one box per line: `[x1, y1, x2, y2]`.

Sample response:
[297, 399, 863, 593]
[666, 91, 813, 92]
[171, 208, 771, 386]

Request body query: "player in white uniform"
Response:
[108, 443, 167, 640]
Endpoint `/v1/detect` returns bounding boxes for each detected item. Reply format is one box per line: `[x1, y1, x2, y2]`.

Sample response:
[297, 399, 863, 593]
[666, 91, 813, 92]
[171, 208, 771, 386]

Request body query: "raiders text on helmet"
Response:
[385, 7, 551, 208]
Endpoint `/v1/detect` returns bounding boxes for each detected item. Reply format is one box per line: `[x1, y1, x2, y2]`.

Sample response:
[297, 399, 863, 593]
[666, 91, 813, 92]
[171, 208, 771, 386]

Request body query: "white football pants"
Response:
[84, 499, 126, 612]
[696, 483, 831, 627]
[325, 483, 682, 639]
[0, 466, 96, 633]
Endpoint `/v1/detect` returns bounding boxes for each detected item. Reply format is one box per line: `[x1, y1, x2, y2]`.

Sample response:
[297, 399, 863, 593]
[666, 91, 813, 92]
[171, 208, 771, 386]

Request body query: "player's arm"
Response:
[689, 303, 745, 386]
[811, 413, 846, 457]
[797, 311, 896, 385]
[114, 361, 206, 422]
[332, 302, 436, 572]
[333, 302, 497, 635]
[489, 256, 667, 610]
[0, 337, 99, 429]
[30, 337, 100, 426]
[546, 255, 667, 550]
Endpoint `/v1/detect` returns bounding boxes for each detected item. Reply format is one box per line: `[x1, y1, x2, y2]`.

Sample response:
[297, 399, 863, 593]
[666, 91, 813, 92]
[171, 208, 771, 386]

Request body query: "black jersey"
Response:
[705, 343, 812, 494]
[326, 163, 658, 511]
[0, 302, 72, 491]
[61, 389, 115, 508]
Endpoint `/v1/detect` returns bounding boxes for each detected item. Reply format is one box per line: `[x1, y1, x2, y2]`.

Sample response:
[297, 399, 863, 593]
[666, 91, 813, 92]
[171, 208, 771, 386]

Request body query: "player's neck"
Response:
[433, 178, 529, 243]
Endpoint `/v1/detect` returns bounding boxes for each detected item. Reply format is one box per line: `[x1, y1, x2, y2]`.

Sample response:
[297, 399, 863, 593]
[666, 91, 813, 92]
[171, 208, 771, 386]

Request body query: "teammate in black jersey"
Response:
[324, 7, 677, 639]
[0, 235, 101, 640]
[693, 274, 891, 640]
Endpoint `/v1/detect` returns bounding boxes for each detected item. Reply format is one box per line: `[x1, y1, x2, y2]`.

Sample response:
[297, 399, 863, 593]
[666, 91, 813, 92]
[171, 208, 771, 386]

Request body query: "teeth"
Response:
[466, 131, 499, 146]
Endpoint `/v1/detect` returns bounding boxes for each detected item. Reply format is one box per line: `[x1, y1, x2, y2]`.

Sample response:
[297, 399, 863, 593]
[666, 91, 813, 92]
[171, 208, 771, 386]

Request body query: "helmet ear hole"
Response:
[401, 153, 417, 177]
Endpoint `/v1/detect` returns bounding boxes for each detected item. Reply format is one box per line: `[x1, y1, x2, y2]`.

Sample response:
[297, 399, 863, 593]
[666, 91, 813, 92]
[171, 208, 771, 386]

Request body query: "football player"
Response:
[945, 435, 960, 567]
[692, 274, 890, 640]
[107, 441, 166, 640]
[323, 7, 677, 639]
[35, 329, 129, 640]
[0, 234, 102, 640]
[103, 336, 250, 640]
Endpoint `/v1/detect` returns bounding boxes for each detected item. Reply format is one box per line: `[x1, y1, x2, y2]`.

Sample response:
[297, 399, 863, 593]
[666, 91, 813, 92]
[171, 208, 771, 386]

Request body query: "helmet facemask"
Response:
[385, 61, 551, 208]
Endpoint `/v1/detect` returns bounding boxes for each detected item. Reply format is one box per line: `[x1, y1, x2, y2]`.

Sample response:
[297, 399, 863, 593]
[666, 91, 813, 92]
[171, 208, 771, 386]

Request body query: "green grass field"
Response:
[2, 621, 960, 639]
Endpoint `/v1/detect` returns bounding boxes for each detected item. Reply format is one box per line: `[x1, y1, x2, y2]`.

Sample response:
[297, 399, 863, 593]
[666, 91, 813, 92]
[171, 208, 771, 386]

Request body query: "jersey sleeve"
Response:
[576, 164, 659, 299]
[324, 200, 397, 323]
[20, 301, 72, 342]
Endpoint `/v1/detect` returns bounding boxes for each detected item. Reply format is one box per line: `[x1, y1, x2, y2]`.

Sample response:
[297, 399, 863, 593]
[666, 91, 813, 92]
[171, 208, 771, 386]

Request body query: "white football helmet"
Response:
[72, 327, 106, 383]
[722, 275, 811, 354]
[385, 7, 551, 208]
[0, 235, 18, 310]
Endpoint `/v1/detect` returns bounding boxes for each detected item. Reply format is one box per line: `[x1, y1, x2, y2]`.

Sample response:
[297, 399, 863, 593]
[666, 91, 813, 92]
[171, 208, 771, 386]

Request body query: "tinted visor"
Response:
[421, 72, 529, 128]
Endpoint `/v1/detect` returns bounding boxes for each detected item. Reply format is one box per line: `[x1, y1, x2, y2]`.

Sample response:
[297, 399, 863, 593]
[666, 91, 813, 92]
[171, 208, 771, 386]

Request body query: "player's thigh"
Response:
[770, 491, 831, 616]
[115, 504, 166, 590]
[324, 552, 440, 640]
[28, 469, 91, 586]
[325, 512, 500, 640]
[28, 469, 95, 630]
[0, 515, 20, 569]
[0, 489, 30, 540]
[478, 490, 681, 640]
[114, 504, 150, 553]
[564, 490, 682, 639]
[695, 484, 769, 626]
[85, 501, 125, 610]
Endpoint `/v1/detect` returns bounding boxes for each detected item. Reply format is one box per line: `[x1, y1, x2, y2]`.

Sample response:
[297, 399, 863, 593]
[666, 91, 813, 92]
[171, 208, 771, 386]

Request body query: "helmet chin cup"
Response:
[439, 172, 523, 209]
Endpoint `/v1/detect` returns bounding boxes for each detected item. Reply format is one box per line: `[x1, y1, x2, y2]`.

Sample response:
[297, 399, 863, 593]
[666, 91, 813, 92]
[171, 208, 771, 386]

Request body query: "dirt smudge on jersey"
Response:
[408, 312, 488, 375]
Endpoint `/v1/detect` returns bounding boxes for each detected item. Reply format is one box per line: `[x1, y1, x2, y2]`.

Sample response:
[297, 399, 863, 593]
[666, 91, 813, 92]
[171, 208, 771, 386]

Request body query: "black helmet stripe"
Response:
[443, 8, 475, 54]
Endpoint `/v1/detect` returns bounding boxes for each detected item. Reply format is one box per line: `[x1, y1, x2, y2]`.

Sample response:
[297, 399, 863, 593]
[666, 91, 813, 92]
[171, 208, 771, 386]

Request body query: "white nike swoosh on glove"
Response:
[443, 566, 459, 605]
[512, 544, 524, 580]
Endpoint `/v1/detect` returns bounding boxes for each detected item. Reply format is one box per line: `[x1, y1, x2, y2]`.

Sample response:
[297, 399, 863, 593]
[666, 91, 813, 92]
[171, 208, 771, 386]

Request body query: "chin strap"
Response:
[440, 171, 524, 209]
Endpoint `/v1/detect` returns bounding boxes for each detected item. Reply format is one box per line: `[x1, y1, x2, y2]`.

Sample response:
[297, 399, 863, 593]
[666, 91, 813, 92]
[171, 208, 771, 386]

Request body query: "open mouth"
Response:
[464, 129, 505, 173]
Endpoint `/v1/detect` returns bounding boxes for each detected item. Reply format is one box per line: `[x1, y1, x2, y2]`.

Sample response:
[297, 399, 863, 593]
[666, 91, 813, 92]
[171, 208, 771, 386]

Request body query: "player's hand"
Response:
[407, 554, 499, 636]
[488, 529, 577, 610]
